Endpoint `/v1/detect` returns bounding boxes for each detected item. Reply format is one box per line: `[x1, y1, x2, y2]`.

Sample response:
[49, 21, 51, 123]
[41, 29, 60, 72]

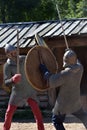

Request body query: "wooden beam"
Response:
[44, 35, 87, 48]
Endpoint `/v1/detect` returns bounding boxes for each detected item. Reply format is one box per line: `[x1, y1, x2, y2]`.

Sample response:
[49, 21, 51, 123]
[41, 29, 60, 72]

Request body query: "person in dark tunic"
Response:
[3, 44, 45, 130]
[39, 49, 87, 130]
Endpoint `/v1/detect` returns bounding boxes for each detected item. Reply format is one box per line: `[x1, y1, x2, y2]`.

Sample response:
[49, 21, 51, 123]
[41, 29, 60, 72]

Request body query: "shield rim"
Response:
[24, 45, 58, 91]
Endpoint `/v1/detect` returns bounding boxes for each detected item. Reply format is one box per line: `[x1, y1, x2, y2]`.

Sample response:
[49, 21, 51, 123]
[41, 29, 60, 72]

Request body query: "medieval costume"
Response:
[40, 49, 87, 130]
[3, 44, 45, 130]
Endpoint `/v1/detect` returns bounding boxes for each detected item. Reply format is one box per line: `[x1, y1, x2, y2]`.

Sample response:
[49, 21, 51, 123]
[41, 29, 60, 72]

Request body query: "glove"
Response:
[39, 64, 49, 75]
[12, 74, 21, 83]
[39, 64, 51, 80]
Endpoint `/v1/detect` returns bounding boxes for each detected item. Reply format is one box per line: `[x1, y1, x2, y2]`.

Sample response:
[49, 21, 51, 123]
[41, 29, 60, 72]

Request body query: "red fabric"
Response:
[27, 98, 45, 130]
[12, 74, 21, 83]
[3, 105, 17, 130]
[3, 99, 44, 130]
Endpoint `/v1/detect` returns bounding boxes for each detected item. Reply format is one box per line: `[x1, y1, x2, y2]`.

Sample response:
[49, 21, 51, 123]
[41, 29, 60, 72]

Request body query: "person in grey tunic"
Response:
[3, 44, 45, 130]
[39, 49, 87, 130]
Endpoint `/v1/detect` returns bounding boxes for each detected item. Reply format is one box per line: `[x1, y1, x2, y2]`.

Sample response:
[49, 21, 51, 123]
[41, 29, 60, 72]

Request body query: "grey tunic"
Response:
[3, 56, 38, 107]
[48, 62, 83, 115]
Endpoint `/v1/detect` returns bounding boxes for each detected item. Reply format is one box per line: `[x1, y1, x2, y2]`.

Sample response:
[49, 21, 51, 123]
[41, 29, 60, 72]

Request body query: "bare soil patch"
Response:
[0, 115, 86, 130]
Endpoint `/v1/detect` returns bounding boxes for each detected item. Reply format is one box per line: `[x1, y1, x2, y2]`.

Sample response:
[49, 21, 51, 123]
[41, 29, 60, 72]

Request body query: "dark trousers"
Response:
[52, 109, 87, 130]
[52, 113, 66, 130]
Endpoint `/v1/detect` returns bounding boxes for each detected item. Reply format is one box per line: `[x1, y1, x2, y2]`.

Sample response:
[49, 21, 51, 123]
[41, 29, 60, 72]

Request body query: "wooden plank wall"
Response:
[1, 44, 87, 112]
[0, 48, 49, 110]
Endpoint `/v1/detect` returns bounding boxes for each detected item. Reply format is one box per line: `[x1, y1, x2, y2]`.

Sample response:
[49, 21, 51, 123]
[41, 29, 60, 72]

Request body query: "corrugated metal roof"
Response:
[0, 18, 87, 48]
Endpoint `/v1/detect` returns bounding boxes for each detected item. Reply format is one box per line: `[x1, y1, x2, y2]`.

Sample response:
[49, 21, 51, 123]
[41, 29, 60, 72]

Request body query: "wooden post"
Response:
[17, 29, 20, 73]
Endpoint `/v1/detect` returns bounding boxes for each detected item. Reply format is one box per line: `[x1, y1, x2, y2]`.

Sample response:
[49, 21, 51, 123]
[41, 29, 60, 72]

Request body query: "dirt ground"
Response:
[0, 115, 86, 130]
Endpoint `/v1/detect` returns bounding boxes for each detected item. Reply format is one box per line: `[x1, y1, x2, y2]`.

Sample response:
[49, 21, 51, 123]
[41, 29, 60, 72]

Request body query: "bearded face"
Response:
[6, 50, 17, 62]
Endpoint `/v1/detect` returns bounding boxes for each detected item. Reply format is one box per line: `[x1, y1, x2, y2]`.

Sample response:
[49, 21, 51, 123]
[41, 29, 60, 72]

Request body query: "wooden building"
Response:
[0, 18, 87, 111]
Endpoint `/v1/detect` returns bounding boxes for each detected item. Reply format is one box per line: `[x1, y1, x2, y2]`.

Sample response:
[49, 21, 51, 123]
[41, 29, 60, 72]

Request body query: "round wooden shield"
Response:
[24, 45, 58, 91]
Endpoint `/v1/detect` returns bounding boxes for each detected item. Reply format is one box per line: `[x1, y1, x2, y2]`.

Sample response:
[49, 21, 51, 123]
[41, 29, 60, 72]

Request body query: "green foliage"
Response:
[0, 0, 87, 23]
[29, 0, 56, 21]
[0, 0, 41, 22]
[76, 0, 87, 18]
